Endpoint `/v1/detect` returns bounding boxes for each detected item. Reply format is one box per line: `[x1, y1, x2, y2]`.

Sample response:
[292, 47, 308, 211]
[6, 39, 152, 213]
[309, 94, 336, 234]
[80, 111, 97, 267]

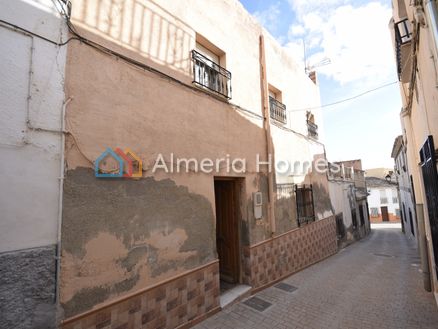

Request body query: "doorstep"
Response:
[219, 284, 252, 309]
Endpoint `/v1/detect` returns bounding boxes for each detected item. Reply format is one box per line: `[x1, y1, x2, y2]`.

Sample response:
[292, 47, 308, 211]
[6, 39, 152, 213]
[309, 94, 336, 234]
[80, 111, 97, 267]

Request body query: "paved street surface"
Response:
[195, 225, 438, 329]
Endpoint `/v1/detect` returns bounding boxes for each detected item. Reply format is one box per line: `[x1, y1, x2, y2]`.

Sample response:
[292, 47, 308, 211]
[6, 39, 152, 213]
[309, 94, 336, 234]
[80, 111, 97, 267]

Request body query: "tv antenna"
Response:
[303, 38, 331, 74]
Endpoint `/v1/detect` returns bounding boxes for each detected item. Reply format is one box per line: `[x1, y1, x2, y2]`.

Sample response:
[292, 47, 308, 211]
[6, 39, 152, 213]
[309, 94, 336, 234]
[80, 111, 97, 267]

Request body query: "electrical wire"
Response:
[0, 19, 80, 46]
[52, 2, 399, 120]
[287, 81, 398, 112]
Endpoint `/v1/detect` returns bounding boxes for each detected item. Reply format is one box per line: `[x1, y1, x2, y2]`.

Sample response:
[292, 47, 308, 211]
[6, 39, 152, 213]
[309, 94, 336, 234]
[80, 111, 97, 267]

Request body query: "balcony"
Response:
[191, 50, 231, 99]
[395, 18, 413, 83]
[269, 96, 287, 124]
[307, 120, 318, 139]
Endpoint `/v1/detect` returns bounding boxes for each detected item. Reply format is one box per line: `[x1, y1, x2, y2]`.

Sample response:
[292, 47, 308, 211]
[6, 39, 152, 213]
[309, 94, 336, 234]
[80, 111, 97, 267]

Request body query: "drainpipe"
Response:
[55, 97, 72, 306]
[259, 34, 276, 236]
[425, 0, 438, 54]
[416, 204, 432, 292]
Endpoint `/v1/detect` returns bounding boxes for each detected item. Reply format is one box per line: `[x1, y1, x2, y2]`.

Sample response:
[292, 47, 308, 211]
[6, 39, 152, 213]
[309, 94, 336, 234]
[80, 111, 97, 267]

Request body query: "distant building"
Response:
[366, 175, 400, 223]
[328, 159, 370, 248]
[392, 135, 417, 238]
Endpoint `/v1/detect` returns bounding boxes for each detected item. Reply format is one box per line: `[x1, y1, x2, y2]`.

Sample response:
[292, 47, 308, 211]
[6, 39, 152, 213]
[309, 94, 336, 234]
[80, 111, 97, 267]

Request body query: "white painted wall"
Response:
[367, 187, 399, 216]
[0, 0, 66, 252]
[264, 33, 322, 138]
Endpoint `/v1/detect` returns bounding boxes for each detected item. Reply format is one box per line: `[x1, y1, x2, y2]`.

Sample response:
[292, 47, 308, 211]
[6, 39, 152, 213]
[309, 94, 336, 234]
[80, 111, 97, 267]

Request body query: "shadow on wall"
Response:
[73, 0, 194, 79]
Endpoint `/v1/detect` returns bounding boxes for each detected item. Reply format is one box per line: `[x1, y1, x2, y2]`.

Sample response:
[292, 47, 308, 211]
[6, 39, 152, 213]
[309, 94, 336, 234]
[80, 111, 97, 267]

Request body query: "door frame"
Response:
[213, 177, 244, 285]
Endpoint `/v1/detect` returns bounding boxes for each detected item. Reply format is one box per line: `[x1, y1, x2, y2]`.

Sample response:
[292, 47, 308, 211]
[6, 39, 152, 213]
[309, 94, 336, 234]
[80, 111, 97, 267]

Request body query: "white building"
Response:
[0, 1, 67, 328]
[366, 173, 400, 223]
[328, 160, 370, 247]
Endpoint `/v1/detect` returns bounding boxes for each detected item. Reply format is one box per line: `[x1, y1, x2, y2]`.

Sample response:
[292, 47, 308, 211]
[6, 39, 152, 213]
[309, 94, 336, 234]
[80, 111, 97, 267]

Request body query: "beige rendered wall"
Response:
[71, 0, 264, 116]
[392, 0, 438, 301]
[61, 0, 324, 319]
[264, 31, 332, 232]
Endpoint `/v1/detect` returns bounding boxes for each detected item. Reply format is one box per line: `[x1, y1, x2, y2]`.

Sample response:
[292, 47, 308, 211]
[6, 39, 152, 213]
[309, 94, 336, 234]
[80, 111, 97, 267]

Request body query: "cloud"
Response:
[287, 1, 396, 86]
[288, 0, 350, 17]
[253, 3, 282, 34]
[289, 24, 305, 37]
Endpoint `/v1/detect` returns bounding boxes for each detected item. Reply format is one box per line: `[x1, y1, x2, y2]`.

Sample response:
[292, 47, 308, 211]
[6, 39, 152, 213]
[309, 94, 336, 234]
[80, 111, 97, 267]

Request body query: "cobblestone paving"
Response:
[194, 226, 438, 329]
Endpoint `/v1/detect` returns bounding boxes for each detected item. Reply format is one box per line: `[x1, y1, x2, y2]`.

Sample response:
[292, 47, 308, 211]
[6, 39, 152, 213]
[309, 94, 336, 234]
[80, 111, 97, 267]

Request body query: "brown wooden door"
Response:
[214, 180, 239, 283]
[381, 206, 389, 222]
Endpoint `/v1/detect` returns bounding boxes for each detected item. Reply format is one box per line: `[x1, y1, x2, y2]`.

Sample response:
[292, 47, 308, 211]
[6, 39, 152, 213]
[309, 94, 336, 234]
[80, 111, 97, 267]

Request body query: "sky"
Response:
[239, 0, 402, 170]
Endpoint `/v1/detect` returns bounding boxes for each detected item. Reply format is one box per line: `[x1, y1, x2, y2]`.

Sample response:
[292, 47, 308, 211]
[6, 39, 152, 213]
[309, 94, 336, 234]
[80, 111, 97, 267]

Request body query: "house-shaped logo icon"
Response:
[95, 148, 143, 178]
[115, 147, 133, 177]
[124, 148, 143, 178]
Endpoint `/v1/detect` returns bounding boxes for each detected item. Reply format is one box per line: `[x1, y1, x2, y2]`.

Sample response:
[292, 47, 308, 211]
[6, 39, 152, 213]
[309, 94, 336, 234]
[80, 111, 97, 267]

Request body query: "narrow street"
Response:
[195, 225, 438, 329]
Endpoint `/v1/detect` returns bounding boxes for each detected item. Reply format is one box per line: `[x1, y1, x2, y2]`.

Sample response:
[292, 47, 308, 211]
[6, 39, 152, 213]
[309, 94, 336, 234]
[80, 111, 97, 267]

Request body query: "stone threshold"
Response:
[220, 284, 252, 309]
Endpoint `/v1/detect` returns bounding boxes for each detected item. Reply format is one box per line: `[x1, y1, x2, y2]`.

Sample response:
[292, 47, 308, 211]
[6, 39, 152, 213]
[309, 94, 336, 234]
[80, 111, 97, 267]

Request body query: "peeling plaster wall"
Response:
[62, 29, 270, 317]
[62, 0, 331, 319]
[271, 124, 333, 235]
[274, 188, 298, 235]
[61, 168, 217, 317]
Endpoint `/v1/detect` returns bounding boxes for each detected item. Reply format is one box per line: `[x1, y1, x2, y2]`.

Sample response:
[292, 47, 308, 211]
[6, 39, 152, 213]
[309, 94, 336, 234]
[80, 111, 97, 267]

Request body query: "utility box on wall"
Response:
[253, 192, 263, 219]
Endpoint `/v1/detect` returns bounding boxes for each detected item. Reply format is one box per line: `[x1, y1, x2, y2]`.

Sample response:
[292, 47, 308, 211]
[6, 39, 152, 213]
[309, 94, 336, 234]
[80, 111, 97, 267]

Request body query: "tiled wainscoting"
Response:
[243, 216, 338, 288]
[62, 261, 220, 329]
[62, 217, 338, 329]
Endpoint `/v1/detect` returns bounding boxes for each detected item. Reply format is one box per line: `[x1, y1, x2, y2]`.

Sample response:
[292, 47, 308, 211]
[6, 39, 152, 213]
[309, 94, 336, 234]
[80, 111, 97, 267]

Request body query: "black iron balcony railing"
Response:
[269, 96, 287, 124]
[396, 40, 403, 81]
[307, 120, 318, 139]
[395, 18, 412, 81]
[191, 50, 231, 99]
